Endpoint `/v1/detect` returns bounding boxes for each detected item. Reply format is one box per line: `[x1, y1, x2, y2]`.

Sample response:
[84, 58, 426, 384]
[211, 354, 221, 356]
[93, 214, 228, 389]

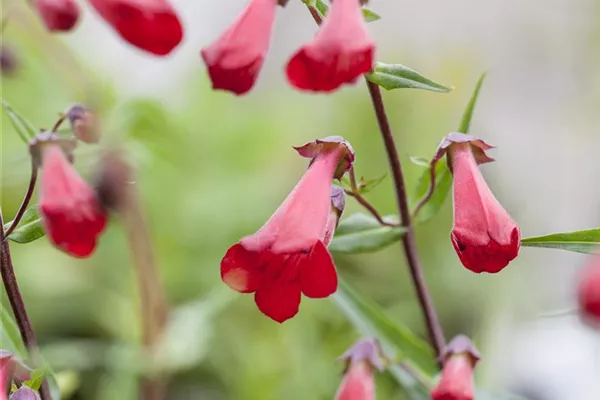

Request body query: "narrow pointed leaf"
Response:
[1, 313, 27, 359]
[1, 99, 38, 142]
[357, 173, 387, 194]
[521, 228, 600, 254]
[458, 72, 487, 133]
[4, 206, 45, 244]
[366, 62, 453, 92]
[362, 8, 381, 22]
[333, 277, 437, 377]
[24, 368, 47, 391]
[329, 213, 406, 254]
[411, 161, 452, 224]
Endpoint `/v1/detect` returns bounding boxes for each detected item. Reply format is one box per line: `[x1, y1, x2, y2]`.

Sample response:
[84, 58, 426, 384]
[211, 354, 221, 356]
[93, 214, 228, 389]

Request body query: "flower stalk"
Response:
[0, 209, 52, 400]
[365, 79, 446, 361]
[302, 1, 446, 362]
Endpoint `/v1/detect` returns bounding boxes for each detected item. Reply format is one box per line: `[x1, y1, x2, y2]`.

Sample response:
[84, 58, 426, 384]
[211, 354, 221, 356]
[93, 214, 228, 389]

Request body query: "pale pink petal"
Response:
[241, 148, 341, 254]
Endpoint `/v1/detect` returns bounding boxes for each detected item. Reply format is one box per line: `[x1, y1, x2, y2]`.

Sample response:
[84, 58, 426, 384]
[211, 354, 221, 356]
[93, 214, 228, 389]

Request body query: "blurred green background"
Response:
[3, 1, 600, 399]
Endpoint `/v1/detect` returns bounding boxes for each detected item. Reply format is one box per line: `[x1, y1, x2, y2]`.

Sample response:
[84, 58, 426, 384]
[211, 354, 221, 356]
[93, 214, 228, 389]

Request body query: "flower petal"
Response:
[241, 148, 342, 254]
[300, 241, 337, 298]
[220, 243, 264, 293]
[254, 272, 301, 323]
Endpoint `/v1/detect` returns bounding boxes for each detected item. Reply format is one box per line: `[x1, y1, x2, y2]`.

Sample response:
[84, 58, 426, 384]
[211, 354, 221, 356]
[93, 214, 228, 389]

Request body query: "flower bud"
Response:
[431, 335, 480, 400]
[432, 133, 520, 273]
[94, 148, 134, 212]
[335, 338, 384, 400]
[9, 387, 41, 400]
[66, 104, 101, 144]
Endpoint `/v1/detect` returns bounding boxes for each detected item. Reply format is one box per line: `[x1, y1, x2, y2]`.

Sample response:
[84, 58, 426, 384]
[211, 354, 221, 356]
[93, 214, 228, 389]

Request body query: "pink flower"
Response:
[578, 260, 600, 325]
[39, 143, 107, 257]
[286, 0, 375, 92]
[335, 338, 383, 400]
[220, 138, 353, 322]
[440, 133, 520, 273]
[89, 0, 183, 56]
[431, 335, 480, 400]
[201, 0, 278, 95]
[35, 0, 80, 32]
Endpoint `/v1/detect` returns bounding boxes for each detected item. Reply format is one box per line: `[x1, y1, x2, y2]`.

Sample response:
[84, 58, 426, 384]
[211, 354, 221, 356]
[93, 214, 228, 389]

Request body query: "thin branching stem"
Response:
[346, 168, 399, 227]
[0, 209, 52, 400]
[3, 161, 38, 240]
[365, 81, 446, 360]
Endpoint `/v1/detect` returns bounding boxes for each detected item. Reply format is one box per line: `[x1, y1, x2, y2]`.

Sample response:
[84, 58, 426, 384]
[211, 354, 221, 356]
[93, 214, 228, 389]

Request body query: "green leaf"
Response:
[361, 8, 381, 22]
[4, 206, 45, 244]
[409, 156, 431, 168]
[458, 72, 487, 133]
[412, 161, 452, 224]
[24, 368, 47, 391]
[329, 213, 406, 254]
[0, 311, 27, 358]
[333, 278, 437, 381]
[357, 173, 387, 194]
[366, 62, 453, 92]
[521, 228, 600, 254]
[314, 0, 381, 22]
[1, 98, 38, 143]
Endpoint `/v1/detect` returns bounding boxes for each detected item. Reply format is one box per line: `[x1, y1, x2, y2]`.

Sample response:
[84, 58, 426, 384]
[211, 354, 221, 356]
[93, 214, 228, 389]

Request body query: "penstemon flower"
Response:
[220, 137, 354, 322]
[201, 0, 279, 95]
[286, 0, 375, 92]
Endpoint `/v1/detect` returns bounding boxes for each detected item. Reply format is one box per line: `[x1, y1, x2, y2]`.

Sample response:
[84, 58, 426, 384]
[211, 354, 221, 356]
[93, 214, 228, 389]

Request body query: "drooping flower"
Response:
[88, 0, 183, 56]
[434, 133, 520, 273]
[201, 0, 278, 95]
[431, 335, 480, 400]
[577, 260, 600, 325]
[220, 137, 354, 322]
[286, 0, 375, 92]
[36, 138, 107, 257]
[335, 338, 384, 400]
[34, 0, 80, 32]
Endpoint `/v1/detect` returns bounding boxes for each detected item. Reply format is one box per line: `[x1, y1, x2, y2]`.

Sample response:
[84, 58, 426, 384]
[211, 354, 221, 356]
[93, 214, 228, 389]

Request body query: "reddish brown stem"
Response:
[365, 81, 446, 361]
[3, 161, 37, 239]
[346, 168, 398, 227]
[0, 210, 52, 400]
[411, 159, 438, 220]
[302, 0, 446, 364]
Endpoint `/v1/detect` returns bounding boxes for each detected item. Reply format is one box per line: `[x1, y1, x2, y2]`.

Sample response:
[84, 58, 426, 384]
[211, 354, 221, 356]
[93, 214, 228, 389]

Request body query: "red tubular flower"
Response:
[577, 262, 600, 325]
[335, 338, 383, 400]
[89, 0, 183, 56]
[437, 133, 520, 273]
[286, 0, 375, 92]
[431, 335, 480, 400]
[39, 143, 107, 258]
[34, 0, 80, 32]
[220, 137, 353, 322]
[201, 0, 278, 95]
